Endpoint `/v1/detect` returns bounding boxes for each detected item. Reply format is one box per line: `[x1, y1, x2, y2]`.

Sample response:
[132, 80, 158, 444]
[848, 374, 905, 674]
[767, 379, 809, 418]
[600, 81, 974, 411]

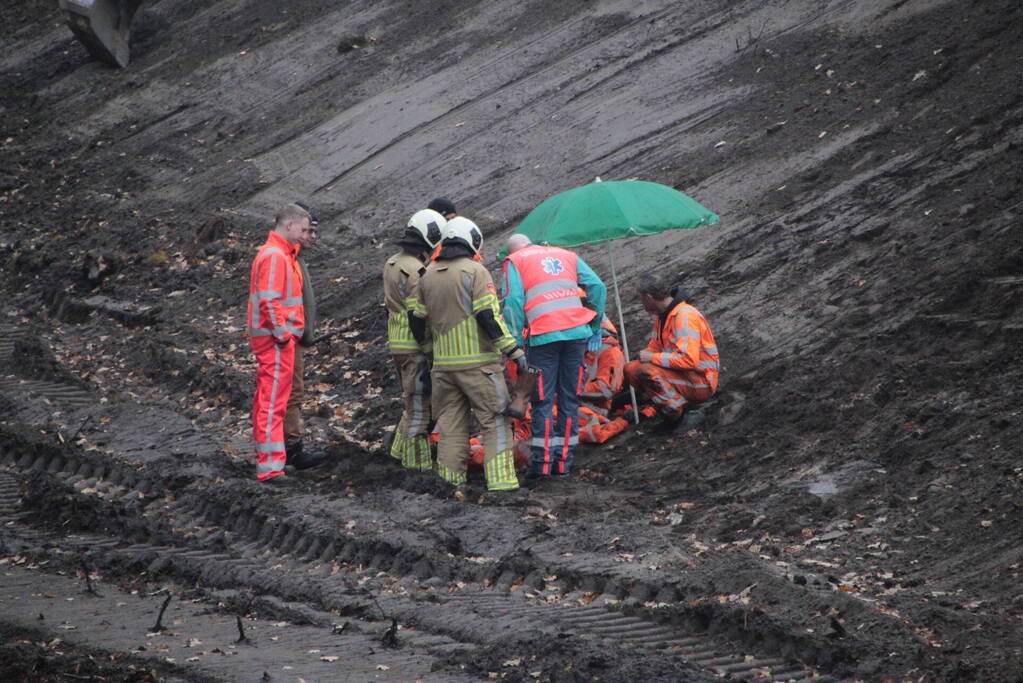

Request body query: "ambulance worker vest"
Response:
[507, 245, 596, 336]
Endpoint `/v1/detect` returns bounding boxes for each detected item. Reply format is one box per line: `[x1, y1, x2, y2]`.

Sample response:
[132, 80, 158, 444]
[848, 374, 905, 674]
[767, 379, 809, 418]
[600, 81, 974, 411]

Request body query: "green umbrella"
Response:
[501, 179, 720, 423]
[506, 179, 719, 252]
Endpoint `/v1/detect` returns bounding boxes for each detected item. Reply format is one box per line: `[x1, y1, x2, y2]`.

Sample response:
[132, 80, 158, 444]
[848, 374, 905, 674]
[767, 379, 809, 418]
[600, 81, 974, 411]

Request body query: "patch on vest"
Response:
[541, 256, 564, 276]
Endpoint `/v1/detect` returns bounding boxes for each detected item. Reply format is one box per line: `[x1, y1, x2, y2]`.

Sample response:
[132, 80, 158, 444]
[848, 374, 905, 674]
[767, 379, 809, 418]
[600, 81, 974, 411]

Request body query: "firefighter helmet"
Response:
[405, 209, 446, 249]
[443, 216, 483, 254]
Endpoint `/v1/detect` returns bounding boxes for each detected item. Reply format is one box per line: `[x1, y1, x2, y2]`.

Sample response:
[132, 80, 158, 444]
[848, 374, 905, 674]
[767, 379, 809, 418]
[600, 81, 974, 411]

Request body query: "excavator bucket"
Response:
[59, 0, 145, 68]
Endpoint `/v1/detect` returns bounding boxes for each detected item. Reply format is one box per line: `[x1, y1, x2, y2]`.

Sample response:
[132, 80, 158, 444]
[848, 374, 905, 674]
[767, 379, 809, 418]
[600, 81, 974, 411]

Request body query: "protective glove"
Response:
[587, 333, 602, 352]
[507, 347, 529, 375]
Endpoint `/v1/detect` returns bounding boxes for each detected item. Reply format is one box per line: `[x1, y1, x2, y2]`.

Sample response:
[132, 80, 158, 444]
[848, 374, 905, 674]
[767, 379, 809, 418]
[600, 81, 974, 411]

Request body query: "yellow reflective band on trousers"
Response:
[389, 426, 407, 461]
[436, 462, 467, 486]
[402, 435, 432, 470]
[432, 316, 503, 367]
[483, 450, 518, 490]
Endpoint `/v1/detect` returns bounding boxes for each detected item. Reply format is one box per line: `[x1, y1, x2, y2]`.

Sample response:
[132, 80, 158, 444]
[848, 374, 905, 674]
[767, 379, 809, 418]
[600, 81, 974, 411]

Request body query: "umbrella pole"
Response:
[607, 240, 640, 425]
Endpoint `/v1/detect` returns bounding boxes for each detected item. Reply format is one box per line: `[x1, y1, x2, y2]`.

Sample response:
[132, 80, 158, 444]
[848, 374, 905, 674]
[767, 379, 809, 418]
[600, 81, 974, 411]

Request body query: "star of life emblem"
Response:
[541, 256, 564, 276]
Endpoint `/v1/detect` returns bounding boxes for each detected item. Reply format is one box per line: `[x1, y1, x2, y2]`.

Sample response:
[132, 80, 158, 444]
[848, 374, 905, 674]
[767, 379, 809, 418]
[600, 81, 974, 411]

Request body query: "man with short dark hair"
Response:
[427, 197, 457, 220]
[282, 202, 328, 470]
[625, 276, 720, 431]
[248, 204, 309, 483]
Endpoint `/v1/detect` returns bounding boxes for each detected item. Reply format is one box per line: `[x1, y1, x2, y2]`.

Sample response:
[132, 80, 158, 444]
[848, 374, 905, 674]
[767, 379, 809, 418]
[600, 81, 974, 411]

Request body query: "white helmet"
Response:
[406, 208, 446, 249]
[443, 216, 483, 254]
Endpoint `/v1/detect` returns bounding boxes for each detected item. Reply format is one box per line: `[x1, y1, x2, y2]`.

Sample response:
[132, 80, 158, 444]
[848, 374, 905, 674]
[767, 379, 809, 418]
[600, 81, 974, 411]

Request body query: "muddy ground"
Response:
[1, 0, 1022, 680]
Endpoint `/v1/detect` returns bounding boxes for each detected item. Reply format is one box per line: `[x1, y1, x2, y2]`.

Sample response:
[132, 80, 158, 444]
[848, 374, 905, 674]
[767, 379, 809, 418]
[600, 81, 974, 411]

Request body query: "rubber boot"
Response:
[286, 439, 328, 470]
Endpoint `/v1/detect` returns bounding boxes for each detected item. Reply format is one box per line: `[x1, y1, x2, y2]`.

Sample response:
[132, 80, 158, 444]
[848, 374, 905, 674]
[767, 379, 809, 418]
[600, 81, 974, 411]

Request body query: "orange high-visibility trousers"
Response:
[251, 336, 295, 481]
[624, 361, 715, 420]
[576, 405, 631, 444]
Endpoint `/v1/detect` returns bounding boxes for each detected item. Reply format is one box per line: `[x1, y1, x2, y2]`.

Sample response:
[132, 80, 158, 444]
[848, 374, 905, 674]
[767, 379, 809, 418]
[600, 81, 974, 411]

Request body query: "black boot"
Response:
[286, 439, 328, 470]
[654, 408, 704, 433]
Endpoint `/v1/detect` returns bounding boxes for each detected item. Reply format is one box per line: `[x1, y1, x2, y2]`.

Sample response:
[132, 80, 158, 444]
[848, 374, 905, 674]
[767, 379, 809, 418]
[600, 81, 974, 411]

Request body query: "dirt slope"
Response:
[1, 0, 1022, 681]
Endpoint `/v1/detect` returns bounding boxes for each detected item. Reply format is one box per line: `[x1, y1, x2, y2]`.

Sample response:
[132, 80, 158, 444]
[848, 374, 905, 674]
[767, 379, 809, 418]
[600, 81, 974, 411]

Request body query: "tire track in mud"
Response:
[0, 460, 475, 681]
[0, 437, 835, 682]
[0, 326, 95, 408]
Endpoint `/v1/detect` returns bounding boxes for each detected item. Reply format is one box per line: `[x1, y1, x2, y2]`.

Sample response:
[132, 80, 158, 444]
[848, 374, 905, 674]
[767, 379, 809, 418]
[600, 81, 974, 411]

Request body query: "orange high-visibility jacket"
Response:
[579, 333, 625, 411]
[644, 300, 720, 393]
[506, 245, 595, 336]
[248, 231, 304, 344]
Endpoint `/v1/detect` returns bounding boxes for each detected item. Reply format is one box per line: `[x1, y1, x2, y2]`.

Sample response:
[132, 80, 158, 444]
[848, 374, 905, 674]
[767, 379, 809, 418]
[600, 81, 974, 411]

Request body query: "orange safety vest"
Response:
[248, 231, 304, 343]
[506, 245, 595, 336]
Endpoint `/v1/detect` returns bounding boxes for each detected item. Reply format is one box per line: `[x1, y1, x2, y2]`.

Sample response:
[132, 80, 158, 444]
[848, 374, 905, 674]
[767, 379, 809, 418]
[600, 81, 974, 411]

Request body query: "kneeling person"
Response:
[625, 276, 720, 430]
[577, 316, 628, 444]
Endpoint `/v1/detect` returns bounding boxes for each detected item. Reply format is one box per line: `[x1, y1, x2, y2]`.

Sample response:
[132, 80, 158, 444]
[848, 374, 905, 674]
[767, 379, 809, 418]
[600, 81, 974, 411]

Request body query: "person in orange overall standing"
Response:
[247, 204, 309, 483]
[625, 276, 720, 432]
[282, 202, 328, 471]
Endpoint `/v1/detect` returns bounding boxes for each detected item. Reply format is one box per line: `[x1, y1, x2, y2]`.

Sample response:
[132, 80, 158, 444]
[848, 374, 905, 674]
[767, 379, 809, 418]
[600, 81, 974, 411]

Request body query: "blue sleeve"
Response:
[576, 257, 607, 335]
[501, 261, 526, 347]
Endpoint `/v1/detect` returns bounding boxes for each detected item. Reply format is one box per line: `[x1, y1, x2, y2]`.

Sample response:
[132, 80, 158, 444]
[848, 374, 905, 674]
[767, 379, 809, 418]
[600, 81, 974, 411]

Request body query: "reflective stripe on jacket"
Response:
[384, 250, 429, 354]
[505, 245, 595, 337]
[413, 257, 517, 370]
[248, 231, 304, 344]
[644, 300, 719, 393]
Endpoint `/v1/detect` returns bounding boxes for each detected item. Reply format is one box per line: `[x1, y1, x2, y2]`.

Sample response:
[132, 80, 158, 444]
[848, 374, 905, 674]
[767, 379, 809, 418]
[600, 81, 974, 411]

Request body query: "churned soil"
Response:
[2, 0, 1022, 681]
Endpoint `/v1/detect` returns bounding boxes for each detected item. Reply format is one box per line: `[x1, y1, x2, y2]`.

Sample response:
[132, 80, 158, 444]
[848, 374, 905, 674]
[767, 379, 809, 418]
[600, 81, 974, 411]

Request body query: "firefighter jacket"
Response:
[384, 249, 429, 355]
[297, 252, 317, 347]
[413, 256, 517, 370]
[644, 298, 720, 393]
[503, 245, 604, 346]
[248, 231, 304, 345]
[579, 332, 625, 413]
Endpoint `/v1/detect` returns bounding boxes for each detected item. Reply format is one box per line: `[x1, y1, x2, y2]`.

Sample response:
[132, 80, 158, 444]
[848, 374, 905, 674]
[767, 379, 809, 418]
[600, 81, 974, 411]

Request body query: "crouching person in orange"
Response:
[576, 317, 628, 444]
[625, 276, 720, 432]
[248, 204, 310, 483]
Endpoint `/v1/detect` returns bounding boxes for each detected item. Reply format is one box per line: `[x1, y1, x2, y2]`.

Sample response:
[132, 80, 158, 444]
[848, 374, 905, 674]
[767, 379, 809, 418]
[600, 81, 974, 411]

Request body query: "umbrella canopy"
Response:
[501, 179, 719, 256]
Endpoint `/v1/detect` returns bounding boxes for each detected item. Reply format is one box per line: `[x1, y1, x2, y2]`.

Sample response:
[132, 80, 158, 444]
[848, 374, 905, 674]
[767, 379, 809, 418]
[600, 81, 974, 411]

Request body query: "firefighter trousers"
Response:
[431, 364, 518, 491]
[251, 336, 295, 481]
[624, 361, 715, 420]
[284, 343, 306, 445]
[390, 354, 432, 470]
